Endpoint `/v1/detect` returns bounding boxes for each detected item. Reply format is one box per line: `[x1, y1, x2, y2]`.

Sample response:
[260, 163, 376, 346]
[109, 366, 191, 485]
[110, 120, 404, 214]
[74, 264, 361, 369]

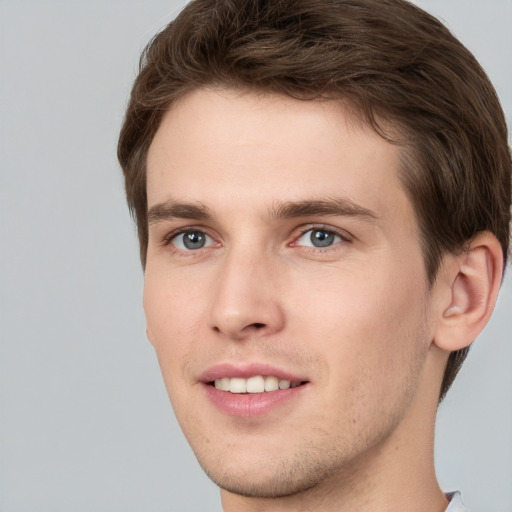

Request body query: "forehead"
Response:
[146, 88, 412, 227]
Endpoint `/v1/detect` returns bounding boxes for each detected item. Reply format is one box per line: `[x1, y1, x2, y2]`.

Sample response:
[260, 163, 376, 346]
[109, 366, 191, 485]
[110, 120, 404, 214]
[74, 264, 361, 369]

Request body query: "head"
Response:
[118, 0, 511, 499]
[118, 0, 510, 401]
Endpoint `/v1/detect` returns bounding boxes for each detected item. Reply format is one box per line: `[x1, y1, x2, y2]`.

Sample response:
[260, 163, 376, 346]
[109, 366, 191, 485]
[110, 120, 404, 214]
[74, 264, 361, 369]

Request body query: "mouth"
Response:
[200, 364, 310, 417]
[210, 375, 308, 394]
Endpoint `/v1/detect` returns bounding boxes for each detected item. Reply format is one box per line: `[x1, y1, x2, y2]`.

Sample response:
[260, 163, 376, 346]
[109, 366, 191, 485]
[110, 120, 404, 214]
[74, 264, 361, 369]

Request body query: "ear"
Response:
[433, 232, 504, 352]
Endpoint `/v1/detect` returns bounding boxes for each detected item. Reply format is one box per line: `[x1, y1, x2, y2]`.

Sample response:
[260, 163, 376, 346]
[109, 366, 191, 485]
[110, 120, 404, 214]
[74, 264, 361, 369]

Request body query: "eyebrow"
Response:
[147, 201, 212, 225]
[268, 197, 378, 221]
[147, 197, 378, 225]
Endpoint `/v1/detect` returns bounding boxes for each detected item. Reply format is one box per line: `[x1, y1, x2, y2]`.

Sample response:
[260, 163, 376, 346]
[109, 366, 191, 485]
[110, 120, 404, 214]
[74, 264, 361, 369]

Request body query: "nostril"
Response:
[251, 323, 266, 329]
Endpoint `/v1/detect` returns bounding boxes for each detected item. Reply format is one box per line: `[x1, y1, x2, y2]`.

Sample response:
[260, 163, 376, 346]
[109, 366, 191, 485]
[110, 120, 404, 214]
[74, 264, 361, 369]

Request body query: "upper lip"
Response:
[199, 363, 308, 383]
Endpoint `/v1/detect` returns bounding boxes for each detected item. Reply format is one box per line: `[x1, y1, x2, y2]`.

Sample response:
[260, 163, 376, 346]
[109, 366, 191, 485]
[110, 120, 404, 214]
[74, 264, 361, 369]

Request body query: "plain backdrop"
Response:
[1, 1, 511, 511]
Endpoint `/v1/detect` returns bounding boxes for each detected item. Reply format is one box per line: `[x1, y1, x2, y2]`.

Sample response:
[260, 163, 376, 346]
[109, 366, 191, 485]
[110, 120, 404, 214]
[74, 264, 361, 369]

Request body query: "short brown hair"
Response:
[118, 0, 511, 400]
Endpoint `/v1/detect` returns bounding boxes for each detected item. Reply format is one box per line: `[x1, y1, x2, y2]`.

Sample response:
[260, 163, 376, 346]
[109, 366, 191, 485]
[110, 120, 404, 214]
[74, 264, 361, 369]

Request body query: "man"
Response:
[117, 0, 511, 510]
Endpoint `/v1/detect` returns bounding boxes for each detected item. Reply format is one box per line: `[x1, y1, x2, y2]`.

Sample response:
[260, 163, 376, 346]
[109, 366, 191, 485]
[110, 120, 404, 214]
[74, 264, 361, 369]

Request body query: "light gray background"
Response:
[1, 1, 510, 511]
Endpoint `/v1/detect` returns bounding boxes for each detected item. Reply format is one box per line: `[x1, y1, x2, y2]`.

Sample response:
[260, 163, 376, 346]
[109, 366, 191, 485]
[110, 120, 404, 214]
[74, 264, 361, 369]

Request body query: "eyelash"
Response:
[292, 225, 352, 249]
[162, 224, 352, 254]
[162, 227, 216, 249]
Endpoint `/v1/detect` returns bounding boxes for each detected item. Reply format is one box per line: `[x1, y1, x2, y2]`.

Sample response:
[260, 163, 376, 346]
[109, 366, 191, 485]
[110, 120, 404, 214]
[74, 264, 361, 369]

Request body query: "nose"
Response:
[207, 247, 286, 341]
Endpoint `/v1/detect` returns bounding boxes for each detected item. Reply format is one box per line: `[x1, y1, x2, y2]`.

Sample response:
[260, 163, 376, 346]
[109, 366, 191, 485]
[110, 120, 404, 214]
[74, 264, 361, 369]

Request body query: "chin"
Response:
[203, 464, 323, 499]
[194, 443, 349, 499]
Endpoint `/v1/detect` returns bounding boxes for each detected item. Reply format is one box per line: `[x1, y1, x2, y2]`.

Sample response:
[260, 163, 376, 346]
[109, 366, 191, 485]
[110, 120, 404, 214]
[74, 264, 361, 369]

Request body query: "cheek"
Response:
[143, 269, 205, 387]
[303, 279, 429, 435]
[145, 267, 200, 336]
[295, 257, 430, 380]
[143, 272, 204, 425]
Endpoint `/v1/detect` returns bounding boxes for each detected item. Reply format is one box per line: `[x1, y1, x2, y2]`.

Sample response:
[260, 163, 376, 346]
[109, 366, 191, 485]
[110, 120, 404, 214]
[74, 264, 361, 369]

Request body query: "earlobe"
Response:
[434, 232, 503, 352]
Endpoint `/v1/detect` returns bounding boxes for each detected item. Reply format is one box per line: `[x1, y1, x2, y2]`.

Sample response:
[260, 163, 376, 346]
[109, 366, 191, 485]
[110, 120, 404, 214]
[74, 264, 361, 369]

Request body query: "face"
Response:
[144, 88, 440, 499]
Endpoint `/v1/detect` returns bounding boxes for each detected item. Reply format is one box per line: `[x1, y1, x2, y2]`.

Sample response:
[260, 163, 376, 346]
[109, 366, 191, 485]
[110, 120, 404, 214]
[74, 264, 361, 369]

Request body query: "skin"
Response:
[144, 88, 455, 511]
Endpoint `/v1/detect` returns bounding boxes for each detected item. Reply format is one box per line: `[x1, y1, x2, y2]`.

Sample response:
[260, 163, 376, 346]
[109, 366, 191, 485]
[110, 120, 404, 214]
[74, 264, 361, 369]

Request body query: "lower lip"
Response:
[202, 383, 307, 418]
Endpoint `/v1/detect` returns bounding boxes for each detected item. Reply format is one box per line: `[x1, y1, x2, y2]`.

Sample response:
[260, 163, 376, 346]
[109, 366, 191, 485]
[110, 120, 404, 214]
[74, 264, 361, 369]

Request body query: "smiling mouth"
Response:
[210, 376, 308, 394]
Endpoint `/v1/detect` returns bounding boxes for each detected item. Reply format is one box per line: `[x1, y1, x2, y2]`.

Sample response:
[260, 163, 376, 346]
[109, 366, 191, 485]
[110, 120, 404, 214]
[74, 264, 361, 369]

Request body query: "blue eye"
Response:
[171, 231, 214, 250]
[297, 228, 342, 248]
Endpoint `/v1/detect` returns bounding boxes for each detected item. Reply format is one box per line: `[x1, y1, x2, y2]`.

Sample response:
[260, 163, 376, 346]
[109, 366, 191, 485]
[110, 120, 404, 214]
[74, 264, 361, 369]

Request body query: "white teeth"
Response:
[279, 379, 291, 390]
[213, 376, 301, 393]
[246, 376, 265, 393]
[229, 378, 247, 393]
[264, 376, 279, 392]
[214, 378, 231, 391]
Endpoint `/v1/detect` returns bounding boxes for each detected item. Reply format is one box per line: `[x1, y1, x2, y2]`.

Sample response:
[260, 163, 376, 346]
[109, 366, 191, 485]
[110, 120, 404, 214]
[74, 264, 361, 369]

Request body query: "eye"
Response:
[171, 230, 215, 251]
[296, 228, 343, 248]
